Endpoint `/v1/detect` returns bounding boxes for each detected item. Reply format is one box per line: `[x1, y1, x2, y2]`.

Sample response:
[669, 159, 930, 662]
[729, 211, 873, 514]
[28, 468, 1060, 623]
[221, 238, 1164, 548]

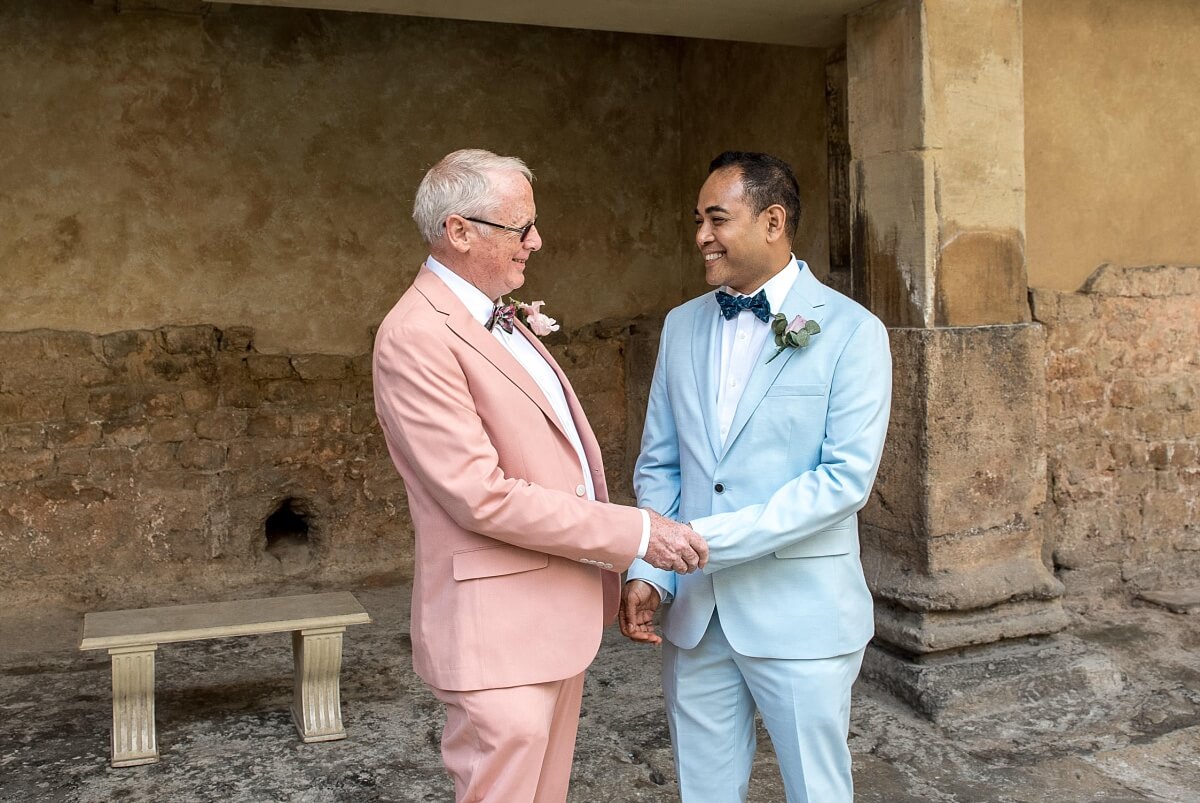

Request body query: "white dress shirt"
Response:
[425, 256, 650, 558]
[716, 258, 801, 442]
[641, 257, 801, 603]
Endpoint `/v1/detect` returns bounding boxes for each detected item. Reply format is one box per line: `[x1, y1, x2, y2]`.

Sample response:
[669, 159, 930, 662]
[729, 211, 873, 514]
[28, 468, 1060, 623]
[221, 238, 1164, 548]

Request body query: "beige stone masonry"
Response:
[81, 592, 371, 766]
[848, 0, 1064, 659]
[849, 0, 1029, 328]
[1033, 265, 1200, 601]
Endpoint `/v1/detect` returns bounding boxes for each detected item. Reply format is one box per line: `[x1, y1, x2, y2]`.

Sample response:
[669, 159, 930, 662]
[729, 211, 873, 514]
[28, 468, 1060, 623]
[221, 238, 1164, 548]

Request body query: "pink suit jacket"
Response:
[373, 266, 644, 692]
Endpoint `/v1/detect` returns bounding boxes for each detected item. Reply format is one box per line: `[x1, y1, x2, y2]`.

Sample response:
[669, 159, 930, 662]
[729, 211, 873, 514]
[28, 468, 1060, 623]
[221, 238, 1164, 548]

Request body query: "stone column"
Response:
[847, 0, 1069, 717]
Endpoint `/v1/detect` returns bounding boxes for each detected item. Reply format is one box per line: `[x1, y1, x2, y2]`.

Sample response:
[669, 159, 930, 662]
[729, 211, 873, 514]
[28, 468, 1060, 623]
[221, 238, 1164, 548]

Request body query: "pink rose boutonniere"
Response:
[766, 312, 821, 363]
[514, 299, 560, 337]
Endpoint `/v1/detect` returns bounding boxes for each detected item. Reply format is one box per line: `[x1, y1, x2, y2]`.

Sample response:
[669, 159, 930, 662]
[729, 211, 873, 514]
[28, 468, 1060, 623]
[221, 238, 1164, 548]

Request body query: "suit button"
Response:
[575, 484, 586, 497]
[714, 483, 725, 494]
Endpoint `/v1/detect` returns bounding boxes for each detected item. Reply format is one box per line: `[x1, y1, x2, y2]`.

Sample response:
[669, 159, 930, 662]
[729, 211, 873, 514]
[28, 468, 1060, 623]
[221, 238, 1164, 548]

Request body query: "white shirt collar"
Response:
[720, 255, 801, 316]
[425, 254, 496, 327]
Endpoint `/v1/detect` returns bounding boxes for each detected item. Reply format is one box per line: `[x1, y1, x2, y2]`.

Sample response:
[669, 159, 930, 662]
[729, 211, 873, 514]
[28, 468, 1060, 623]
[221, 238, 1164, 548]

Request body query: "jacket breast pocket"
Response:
[774, 522, 855, 559]
[765, 383, 826, 397]
[453, 544, 549, 581]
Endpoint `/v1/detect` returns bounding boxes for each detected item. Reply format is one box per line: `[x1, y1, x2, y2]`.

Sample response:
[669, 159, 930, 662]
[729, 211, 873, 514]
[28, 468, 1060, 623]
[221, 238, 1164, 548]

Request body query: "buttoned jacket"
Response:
[627, 263, 892, 659]
[373, 267, 643, 691]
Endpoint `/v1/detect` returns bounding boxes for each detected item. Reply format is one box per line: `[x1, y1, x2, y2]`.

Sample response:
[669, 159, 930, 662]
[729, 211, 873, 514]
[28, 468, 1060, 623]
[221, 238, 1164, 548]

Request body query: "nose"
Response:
[696, 222, 714, 249]
[525, 223, 542, 252]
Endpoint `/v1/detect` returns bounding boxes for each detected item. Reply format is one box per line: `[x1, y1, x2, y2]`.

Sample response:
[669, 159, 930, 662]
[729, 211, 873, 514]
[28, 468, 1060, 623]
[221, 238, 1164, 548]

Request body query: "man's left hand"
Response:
[619, 580, 663, 645]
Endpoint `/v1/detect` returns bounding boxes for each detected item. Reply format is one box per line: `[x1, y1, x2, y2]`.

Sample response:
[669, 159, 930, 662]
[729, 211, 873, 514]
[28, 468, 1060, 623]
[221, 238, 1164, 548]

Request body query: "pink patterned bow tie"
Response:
[486, 301, 517, 334]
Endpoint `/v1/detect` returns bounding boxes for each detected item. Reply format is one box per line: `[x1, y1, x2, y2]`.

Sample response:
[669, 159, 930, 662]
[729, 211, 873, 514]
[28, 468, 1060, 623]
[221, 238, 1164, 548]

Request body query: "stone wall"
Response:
[0, 320, 654, 607]
[1033, 265, 1200, 603]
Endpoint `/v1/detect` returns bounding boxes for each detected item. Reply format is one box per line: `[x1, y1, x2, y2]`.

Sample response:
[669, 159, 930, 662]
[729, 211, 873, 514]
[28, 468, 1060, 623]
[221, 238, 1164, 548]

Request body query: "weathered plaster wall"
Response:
[1033, 265, 1200, 604]
[677, 39, 831, 300]
[1024, 0, 1200, 291]
[0, 1, 696, 354]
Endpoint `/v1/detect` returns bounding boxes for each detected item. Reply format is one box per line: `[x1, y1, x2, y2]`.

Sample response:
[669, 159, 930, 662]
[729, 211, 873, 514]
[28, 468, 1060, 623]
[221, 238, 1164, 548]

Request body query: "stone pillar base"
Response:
[874, 598, 1070, 655]
[861, 633, 1122, 723]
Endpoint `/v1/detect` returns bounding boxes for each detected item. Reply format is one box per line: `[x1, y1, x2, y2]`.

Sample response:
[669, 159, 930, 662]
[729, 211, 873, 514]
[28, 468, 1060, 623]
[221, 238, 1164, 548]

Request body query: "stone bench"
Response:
[79, 591, 372, 767]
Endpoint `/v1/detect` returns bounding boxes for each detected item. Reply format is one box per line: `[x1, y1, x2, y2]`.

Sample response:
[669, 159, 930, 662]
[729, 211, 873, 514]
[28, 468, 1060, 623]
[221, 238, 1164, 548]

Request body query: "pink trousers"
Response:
[432, 671, 586, 803]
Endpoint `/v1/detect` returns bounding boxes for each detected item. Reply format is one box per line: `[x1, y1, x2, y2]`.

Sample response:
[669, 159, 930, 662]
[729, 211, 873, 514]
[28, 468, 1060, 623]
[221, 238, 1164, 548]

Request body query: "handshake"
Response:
[642, 510, 708, 574]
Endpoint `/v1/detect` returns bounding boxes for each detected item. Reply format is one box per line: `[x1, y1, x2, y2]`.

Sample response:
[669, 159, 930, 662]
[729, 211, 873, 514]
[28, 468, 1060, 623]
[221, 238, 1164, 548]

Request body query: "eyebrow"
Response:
[697, 205, 732, 216]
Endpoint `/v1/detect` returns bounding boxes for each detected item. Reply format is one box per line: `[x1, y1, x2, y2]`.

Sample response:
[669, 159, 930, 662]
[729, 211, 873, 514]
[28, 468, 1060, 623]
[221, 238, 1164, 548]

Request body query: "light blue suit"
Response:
[627, 261, 891, 802]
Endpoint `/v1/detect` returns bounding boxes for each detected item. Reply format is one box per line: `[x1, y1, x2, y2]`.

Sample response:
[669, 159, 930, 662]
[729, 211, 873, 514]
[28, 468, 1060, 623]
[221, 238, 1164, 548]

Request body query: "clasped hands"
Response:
[642, 510, 707, 575]
[621, 511, 707, 645]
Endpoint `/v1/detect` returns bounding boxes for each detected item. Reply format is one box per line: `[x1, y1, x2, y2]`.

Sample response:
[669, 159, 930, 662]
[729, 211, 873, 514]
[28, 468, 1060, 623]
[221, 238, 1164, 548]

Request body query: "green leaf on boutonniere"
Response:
[766, 314, 821, 363]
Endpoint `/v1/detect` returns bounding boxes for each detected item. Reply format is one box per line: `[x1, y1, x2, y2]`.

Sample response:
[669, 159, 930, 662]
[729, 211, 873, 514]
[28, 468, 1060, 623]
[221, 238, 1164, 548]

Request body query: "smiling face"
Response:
[438, 169, 542, 301]
[694, 167, 786, 295]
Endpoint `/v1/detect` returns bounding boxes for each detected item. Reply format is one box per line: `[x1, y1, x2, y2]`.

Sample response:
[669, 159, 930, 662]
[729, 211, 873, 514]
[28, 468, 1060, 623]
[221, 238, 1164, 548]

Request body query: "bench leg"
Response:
[290, 626, 348, 743]
[108, 645, 159, 767]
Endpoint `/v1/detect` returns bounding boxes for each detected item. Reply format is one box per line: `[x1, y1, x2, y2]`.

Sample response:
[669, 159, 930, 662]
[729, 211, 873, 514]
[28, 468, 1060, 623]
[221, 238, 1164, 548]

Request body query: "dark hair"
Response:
[708, 151, 802, 240]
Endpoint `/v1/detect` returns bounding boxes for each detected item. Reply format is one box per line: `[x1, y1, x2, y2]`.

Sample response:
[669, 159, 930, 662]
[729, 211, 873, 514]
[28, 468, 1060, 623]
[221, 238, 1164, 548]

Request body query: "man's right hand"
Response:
[642, 510, 708, 573]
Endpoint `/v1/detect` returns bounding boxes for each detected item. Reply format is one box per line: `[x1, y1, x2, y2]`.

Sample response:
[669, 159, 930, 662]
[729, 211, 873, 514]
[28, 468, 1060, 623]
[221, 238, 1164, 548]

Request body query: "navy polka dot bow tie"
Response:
[486, 301, 517, 334]
[715, 289, 772, 322]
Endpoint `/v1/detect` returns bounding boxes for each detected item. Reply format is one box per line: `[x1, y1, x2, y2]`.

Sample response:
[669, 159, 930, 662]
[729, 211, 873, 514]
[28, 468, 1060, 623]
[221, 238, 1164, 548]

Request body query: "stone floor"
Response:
[1, 579, 1198, 802]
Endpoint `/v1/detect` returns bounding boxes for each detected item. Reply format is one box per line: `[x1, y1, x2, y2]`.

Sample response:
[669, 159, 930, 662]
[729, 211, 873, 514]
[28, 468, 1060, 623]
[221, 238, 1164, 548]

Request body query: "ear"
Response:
[443, 215, 472, 254]
[762, 204, 788, 244]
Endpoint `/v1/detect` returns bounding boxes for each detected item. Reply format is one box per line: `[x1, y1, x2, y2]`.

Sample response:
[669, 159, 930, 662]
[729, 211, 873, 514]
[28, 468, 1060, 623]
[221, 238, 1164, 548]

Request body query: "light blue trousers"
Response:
[662, 611, 865, 803]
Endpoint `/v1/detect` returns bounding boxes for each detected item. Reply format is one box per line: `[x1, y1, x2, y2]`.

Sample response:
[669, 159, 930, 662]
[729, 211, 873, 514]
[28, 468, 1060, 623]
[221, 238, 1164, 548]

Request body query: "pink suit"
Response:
[373, 266, 644, 800]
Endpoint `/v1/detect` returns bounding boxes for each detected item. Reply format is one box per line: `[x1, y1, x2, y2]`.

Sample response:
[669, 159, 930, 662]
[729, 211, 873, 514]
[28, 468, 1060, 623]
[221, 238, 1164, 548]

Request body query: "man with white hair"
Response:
[372, 149, 708, 803]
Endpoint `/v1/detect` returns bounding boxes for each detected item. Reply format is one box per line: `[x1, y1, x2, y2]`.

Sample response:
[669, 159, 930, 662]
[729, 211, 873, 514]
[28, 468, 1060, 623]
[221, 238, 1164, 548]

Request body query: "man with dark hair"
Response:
[620, 150, 892, 802]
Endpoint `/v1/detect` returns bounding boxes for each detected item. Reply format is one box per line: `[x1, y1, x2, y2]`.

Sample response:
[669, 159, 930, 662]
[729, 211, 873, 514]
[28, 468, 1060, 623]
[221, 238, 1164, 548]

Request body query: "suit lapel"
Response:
[414, 268, 570, 444]
[690, 294, 724, 460]
[522, 326, 611, 500]
[721, 265, 827, 458]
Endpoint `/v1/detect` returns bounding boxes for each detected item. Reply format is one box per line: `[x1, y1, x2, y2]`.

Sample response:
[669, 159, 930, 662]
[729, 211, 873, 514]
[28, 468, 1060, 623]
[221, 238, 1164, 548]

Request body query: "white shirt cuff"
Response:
[635, 509, 651, 559]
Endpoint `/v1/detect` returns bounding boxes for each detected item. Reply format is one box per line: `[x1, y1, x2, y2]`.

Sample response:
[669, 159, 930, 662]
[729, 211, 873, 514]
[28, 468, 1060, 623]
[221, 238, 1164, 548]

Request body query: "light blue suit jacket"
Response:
[627, 262, 891, 660]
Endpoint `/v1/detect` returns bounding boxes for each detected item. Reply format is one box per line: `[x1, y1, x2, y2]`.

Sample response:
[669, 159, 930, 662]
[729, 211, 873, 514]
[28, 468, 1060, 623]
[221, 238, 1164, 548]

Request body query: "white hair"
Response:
[412, 149, 534, 244]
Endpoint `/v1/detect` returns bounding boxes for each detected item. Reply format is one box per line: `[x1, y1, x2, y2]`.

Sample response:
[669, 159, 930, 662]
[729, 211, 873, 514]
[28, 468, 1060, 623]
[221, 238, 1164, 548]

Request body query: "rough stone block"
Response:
[195, 410, 245, 441]
[0, 450, 55, 484]
[219, 326, 255, 352]
[102, 330, 154, 363]
[181, 388, 218, 414]
[246, 355, 295, 380]
[220, 383, 263, 409]
[247, 413, 290, 438]
[0, 394, 22, 424]
[56, 449, 91, 476]
[133, 443, 178, 473]
[88, 447, 135, 476]
[177, 441, 226, 471]
[89, 388, 145, 420]
[103, 423, 149, 448]
[144, 392, 183, 418]
[4, 424, 47, 450]
[291, 355, 349, 380]
[349, 405, 377, 435]
[148, 418, 195, 443]
[158, 325, 218, 355]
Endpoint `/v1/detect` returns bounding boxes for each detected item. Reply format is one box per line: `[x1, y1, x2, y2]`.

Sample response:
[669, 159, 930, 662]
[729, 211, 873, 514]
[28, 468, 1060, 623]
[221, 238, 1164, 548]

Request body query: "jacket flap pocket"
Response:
[765, 383, 826, 397]
[774, 523, 854, 559]
[453, 545, 549, 581]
